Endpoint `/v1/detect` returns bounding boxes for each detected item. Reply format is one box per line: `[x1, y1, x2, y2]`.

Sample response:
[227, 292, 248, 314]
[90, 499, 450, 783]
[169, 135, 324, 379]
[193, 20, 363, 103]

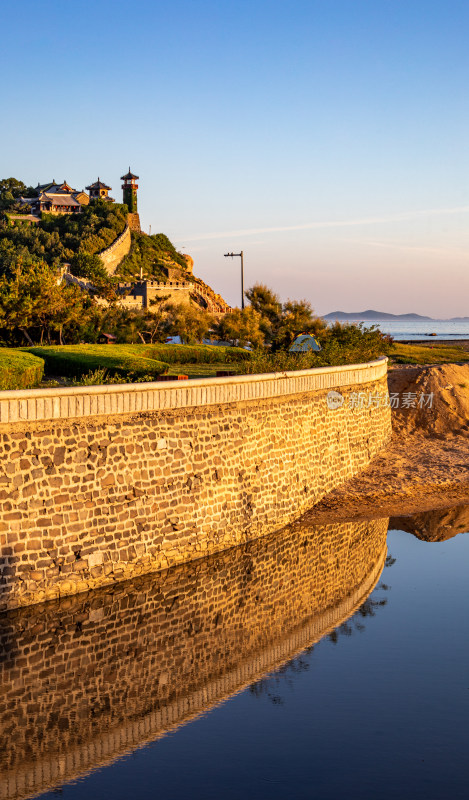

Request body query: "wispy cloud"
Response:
[178, 205, 469, 242]
[354, 239, 469, 258]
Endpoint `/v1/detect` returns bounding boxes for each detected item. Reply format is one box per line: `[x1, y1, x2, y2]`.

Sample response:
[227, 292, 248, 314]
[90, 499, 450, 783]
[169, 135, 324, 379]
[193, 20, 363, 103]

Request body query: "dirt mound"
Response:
[388, 364, 469, 437]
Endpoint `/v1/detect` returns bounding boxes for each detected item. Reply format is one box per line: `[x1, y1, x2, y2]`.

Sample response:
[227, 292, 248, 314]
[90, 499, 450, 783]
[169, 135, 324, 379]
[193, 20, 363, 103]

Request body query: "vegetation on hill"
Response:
[0, 261, 90, 345]
[0, 348, 44, 390]
[117, 232, 188, 280]
[41, 201, 127, 258]
[0, 178, 37, 212]
[0, 198, 127, 276]
[0, 174, 193, 307]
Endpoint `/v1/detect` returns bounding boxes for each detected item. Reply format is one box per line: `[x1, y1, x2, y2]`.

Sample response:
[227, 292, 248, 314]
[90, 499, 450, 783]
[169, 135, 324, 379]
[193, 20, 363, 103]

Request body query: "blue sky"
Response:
[2, 0, 468, 316]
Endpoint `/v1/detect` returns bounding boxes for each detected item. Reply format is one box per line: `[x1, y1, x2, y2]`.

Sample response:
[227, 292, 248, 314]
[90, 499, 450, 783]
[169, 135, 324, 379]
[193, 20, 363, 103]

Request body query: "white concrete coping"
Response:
[0, 356, 388, 424]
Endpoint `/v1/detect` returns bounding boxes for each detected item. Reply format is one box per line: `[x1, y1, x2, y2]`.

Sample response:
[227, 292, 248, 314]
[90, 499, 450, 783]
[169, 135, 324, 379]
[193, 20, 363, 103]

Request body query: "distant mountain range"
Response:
[322, 310, 469, 322]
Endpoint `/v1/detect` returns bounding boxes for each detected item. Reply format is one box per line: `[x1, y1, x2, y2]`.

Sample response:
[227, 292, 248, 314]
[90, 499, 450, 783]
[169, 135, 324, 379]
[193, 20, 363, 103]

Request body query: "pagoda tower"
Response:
[121, 168, 139, 212]
[86, 178, 114, 202]
[121, 168, 141, 231]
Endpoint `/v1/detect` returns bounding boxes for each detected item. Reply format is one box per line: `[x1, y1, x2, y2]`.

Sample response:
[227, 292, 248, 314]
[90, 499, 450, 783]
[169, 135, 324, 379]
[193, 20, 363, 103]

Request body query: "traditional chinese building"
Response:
[121, 168, 141, 231]
[19, 180, 89, 216]
[9, 170, 141, 227]
[121, 169, 138, 212]
[85, 179, 114, 202]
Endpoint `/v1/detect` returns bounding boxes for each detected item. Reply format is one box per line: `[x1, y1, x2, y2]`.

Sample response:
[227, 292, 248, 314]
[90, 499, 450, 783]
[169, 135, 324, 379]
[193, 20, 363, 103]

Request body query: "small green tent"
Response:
[289, 333, 322, 353]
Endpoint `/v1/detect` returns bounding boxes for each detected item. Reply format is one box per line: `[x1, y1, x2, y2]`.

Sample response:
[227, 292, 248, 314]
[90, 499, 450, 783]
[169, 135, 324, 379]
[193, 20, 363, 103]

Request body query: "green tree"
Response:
[68, 252, 120, 302]
[163, 303, 214, 344]
[0, 259, 88, 345]
[244, 283, 282, 342]
[137, 308, 170, 344]
[212, 306, 264, 348]
[274, 299, 327, 350]
[244, 283, 326, 350]
[0, 178, 28, 210]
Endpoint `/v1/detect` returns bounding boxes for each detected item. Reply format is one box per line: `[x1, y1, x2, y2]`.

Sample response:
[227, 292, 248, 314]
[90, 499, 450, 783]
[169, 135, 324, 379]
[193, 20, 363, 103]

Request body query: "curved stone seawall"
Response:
[98, 223, 131, 274]
[0, 358, 391, 610]
[0, 515, 388, 800]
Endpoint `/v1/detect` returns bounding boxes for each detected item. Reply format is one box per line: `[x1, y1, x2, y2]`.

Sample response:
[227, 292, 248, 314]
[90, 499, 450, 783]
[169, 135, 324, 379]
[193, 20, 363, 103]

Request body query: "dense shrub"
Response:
[69, 252, 110, 283]
[140, 343, 251, 364]
[27, 345, 168, 380]
[0, 348, 44, 390]
[240, 323, 391, 374]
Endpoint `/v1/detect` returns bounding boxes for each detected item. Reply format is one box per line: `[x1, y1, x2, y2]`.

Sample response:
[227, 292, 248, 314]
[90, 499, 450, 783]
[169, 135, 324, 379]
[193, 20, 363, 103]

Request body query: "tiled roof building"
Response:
[19, 180, 90, 216]
[85, 179, 114, 202]
[11, 169, 138, 221]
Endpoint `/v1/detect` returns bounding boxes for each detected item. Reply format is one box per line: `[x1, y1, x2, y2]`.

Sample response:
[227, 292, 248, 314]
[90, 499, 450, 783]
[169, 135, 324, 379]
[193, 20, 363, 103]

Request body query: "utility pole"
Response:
[224, 251, 244, 309]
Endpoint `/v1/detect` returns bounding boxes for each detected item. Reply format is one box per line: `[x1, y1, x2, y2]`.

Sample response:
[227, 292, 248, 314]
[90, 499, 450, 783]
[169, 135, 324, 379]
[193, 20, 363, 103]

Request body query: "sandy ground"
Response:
[309, 363, 469, 524]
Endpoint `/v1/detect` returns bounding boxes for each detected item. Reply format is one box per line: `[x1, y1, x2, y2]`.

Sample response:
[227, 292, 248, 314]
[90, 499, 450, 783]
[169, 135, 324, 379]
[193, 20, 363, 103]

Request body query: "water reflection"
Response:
[390, 502, 469, 542]
[0, 516, 388, 800]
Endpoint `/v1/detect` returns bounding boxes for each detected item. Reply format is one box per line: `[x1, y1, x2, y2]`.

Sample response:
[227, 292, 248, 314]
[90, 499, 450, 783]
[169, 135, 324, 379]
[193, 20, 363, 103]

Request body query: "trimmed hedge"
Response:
[140, 344, 251, 364]
[27, 345, 168, 380]
[0, 348, 44, 390]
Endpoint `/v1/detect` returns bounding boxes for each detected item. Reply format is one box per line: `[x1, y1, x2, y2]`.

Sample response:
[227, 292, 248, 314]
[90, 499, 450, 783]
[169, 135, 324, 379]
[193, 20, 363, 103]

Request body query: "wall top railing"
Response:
[0, 357, 388, 425]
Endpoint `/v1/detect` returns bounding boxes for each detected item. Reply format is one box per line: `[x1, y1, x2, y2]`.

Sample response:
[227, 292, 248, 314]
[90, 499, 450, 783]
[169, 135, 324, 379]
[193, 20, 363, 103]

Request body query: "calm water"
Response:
[330, 318, 469, 341]
[1, 505, 469, 800]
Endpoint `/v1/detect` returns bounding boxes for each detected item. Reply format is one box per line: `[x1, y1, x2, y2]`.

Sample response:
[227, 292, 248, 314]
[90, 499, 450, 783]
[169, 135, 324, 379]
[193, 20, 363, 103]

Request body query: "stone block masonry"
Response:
[127, 212, 141, 231]
[98, 223, 131, 274]
[0, 358, 391, 610]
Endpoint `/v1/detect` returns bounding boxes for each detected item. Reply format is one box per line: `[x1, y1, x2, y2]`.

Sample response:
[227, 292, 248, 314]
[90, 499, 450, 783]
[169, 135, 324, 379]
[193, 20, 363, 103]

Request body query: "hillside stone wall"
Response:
[127, 212, 141, 231]
[135, 279, 193, 308]
[0, 515, 388, 800]
[0, 359, 391, 610]
[98, 224, 131, 274]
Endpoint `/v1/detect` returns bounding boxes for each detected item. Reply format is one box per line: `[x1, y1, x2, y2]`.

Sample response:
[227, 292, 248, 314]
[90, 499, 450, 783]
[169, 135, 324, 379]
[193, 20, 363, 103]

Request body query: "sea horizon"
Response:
[324, 317, 469, 341]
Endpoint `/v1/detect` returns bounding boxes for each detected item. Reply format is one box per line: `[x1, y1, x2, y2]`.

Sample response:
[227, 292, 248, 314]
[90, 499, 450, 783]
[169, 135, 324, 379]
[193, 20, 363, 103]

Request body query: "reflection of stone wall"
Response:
[0, 361, 390, 610]
[0, 516, 388, 800]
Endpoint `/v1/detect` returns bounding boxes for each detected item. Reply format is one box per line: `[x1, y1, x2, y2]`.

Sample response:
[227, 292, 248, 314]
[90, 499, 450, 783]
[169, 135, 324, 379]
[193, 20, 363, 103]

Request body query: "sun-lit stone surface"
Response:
[0, 359, 391, 609]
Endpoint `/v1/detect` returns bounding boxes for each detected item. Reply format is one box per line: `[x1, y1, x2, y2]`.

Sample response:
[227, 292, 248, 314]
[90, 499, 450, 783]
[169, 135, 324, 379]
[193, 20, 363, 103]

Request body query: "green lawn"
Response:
[27, 345, 168, 380]
[21, 343, 249, 386]
[390, 342, 469, 365]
